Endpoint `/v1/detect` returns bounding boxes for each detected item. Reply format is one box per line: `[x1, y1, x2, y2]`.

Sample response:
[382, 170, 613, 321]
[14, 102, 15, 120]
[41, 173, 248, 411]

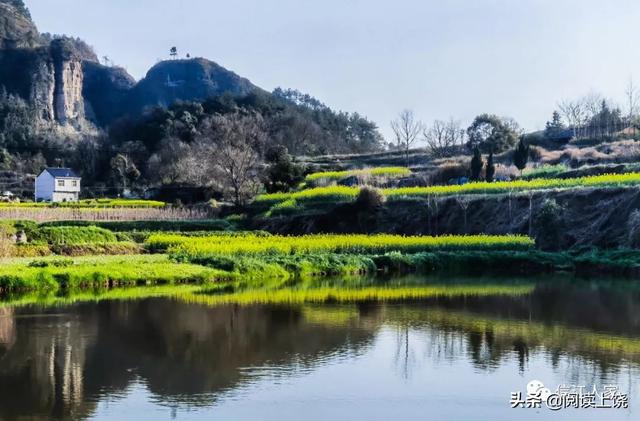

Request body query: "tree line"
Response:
[390, 82, 640, 162]
[0, 87, 384, 203]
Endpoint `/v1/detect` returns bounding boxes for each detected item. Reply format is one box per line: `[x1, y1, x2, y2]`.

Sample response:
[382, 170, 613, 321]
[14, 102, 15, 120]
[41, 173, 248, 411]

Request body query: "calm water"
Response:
[1, 280, 639, 420]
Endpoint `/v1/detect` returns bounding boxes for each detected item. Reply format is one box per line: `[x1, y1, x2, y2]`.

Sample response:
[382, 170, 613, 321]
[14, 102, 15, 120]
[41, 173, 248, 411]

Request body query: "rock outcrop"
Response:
[0, 0, 260, 132]
[125, 58, 257, 118]
[82, 61, 136, 125]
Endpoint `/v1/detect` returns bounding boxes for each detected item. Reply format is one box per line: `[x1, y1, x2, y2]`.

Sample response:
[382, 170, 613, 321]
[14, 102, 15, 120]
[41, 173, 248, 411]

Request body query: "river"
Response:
[0, 278, 638, 420]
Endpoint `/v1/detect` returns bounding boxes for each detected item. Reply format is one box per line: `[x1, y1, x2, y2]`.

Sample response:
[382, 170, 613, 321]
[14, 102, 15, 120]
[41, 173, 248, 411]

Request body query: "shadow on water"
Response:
[0, 275, 639, 419]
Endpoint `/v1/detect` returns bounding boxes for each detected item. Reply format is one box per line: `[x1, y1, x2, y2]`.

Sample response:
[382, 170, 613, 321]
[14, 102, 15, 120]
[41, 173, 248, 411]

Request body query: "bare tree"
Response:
[626, 78, 639, 135]
[558, 100, 585, 128]
[582, 92, 605, 119]
[423, 118, 465, 158]
[391, 109, 423, 164]
[197, 112, 266, 205]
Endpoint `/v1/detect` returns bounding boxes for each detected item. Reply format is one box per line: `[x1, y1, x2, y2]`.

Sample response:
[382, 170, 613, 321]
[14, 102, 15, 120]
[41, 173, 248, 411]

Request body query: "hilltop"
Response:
[0, 0, 262, 130]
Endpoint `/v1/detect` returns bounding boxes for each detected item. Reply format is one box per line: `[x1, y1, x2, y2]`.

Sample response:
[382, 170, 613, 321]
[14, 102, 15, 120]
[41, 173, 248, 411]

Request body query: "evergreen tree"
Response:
[544, 111, 564, 139]
[485, 152, 495, 182]
[513, 138, 529, 174]
[470, 146, 483, 181]
[263, 145, 305, 193]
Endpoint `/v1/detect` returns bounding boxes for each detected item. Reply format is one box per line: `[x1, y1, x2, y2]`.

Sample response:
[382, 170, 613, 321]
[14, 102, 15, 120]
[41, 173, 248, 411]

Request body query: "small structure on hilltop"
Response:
[35, 168, 81, 202]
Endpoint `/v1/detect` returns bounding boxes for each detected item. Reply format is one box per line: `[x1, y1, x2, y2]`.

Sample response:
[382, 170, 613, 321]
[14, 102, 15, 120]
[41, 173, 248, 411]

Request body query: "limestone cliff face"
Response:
[52, 54, 85, 124]
[28, 51, 55, 122]
[0, 2, 102, 132]
[0, 1, 260, 131]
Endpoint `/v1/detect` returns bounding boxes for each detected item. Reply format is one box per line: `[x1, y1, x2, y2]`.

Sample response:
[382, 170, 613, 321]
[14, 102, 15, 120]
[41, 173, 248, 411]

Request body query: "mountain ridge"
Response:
[0, 1, 261, 130]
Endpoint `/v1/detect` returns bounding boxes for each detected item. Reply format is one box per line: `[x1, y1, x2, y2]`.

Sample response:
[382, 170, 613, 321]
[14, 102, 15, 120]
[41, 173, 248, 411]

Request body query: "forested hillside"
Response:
[0, 0, 384, 200]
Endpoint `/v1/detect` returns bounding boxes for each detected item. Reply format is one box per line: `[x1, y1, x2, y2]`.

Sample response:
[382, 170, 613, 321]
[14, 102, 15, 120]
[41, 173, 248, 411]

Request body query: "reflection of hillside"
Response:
[380, 283, 640, 372]
[1, 281, 639, 419]
[87, 299, 379, 401]
[422, 282, 640, 336]
[0, 299, 379, 420]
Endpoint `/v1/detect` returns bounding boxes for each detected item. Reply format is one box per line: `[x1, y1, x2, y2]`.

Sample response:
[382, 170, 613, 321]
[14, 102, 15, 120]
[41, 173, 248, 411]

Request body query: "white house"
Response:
[35, 168, 81, 202]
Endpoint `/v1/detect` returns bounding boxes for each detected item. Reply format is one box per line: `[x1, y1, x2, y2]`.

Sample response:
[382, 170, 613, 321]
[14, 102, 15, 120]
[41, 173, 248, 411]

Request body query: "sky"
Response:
[25, 0, 640, 141]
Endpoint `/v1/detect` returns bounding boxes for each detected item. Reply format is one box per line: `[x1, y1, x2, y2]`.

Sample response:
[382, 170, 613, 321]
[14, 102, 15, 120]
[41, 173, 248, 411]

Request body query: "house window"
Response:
[72, 180, 78, 187]
[57, 180, 64, 187]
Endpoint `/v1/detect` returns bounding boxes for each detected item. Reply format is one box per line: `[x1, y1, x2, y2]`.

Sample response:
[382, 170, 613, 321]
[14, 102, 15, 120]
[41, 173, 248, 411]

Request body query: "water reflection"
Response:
[0, 280, 638, 420]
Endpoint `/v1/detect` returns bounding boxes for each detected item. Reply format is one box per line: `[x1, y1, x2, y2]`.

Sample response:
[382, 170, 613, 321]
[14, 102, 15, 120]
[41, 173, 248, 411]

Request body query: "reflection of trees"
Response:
[1, 281, 640, 419]
[383, 282, 640, 377]
[0, 300, 378, 420]
[394, 326, 415, 380]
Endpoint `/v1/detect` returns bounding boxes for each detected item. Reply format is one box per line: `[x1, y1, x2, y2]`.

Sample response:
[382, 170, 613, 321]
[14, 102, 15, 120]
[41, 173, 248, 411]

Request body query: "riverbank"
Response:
[1, 245, 640, 296]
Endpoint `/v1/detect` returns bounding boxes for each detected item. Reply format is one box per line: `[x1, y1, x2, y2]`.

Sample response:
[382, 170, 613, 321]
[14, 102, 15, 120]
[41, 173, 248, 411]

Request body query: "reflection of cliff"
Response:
[0, 307, 15, 351]
[0, 309, 98, 420]
[0, 299, 379, 420]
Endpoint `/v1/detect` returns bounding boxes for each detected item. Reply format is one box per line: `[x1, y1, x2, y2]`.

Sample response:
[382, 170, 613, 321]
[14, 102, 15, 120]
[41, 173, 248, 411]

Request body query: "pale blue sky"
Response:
[26, 0, 640, 139]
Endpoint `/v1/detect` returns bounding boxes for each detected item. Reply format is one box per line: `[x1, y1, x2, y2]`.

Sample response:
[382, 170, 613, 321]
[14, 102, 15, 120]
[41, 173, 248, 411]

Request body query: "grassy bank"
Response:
[0, 255, 230, 294]
[1, 228, 638, 296]
[256, 172, 640, 208]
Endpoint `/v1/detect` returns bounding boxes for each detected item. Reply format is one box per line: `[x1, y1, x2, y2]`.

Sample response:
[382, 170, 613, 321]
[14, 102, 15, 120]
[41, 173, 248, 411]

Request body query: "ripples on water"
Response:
[0, 279, 639, 420]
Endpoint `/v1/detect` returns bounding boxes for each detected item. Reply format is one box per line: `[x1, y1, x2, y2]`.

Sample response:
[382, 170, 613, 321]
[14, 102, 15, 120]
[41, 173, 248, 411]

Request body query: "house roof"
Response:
[43, 168, 80, 178]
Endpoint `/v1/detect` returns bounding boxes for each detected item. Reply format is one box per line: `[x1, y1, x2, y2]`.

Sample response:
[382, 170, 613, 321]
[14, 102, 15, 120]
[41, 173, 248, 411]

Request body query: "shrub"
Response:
[13, 244, 52, 257]
[534, 199, 565, 251]
[34, 226, 118, 245]
[28, 259, 74, 268]
[429, 162, 468, 185]
[355, 187, 385, 210]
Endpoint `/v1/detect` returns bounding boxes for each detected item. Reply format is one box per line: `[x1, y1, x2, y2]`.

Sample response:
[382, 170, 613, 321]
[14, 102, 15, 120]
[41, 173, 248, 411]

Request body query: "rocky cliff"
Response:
[0, 0, 260, 132]
[0, 1, 101, 132]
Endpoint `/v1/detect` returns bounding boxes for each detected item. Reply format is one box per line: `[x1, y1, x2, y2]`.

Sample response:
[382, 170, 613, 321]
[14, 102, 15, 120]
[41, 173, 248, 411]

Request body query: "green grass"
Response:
[0, 254, 230, 294]
[32, 226, 118, 245]
[521, 164, 569, 180]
